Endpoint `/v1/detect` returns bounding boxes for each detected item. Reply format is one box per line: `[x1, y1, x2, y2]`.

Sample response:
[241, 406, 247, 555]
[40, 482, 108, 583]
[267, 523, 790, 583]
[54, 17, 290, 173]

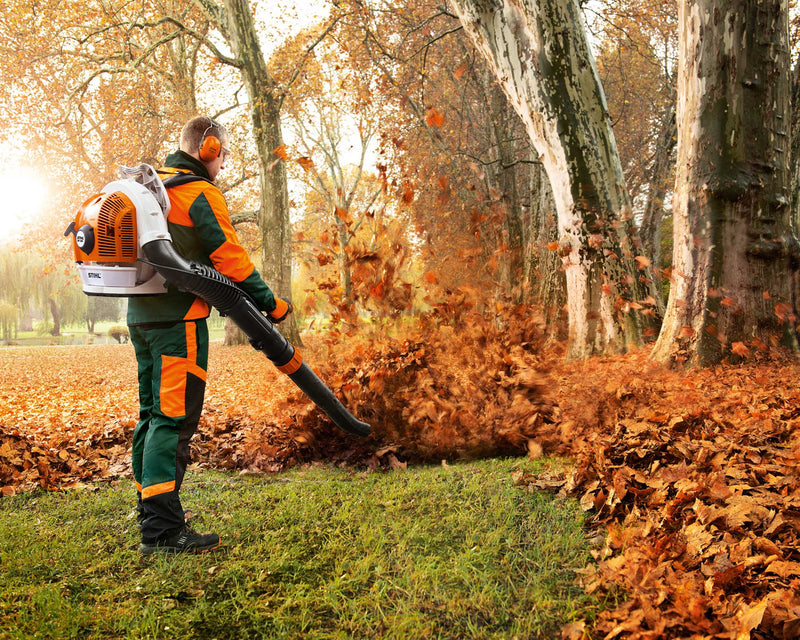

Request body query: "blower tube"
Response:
[142, 239, 371, 438]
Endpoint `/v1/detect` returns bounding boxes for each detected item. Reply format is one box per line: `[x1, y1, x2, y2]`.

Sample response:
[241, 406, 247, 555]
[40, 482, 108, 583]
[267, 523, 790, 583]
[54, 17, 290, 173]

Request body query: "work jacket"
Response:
[127, 150, 276, 325]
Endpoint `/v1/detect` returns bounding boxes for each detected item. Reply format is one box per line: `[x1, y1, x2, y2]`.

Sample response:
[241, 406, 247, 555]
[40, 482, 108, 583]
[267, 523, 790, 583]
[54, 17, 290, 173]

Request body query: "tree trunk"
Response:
[166, 35, 199, 121]
[451, 0, 655, 359]
[489, 82, 525, 302]
[223, 316, 248, 345]
[790, 57, 800, 235]
[652, 0, 798, 365]
[336, 214, 355, 313]
[49, 298, 60, 336]
[218, 0, 302, 345]
[526, 161, 566, 332]
[639, 100, 677, 275]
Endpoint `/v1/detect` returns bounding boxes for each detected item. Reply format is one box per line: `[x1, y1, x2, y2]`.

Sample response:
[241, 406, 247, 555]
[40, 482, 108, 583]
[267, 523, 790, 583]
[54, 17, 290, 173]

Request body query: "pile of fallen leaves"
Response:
[514, 349, 800, 640]
[0, 347, 138, 495]
[243, 305, 558, 468]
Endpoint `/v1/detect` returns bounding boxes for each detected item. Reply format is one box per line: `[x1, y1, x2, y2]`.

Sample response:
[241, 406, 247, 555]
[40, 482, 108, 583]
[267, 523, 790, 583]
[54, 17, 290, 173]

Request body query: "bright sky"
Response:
[0, 167, 50, 241]
[255, 0, 328, 54]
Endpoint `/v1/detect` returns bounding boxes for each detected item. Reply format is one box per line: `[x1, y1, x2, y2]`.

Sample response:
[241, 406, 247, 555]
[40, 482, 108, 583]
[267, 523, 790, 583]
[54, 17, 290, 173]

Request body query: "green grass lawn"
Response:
[0, 459, 603, 639]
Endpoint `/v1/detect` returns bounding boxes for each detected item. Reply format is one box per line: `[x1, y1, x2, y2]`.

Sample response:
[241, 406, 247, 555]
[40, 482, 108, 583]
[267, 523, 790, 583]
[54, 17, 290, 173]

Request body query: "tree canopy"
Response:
[0, 0, 797, 357]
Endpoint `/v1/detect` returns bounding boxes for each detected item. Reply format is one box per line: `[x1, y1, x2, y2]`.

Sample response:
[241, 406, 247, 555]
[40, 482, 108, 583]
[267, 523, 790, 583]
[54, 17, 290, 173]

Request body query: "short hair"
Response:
[180, 116, 228, 154]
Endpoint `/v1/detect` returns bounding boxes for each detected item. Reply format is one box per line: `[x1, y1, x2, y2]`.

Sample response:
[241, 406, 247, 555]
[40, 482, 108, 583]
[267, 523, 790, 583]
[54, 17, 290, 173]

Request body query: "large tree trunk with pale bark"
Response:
[651, 0, 799, 365]
[451, 0, 656, 359]
[198, 0, 302, 344]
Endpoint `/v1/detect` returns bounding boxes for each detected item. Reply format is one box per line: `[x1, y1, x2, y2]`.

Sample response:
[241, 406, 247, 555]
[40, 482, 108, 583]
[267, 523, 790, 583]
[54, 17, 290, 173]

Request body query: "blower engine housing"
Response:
[65, 172, 172, 296]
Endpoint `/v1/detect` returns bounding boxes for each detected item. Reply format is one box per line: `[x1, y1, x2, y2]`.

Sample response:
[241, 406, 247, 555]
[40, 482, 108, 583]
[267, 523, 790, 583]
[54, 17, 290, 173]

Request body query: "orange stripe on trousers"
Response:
[141, 480, 176, 499]
[160, 323, 207, 418]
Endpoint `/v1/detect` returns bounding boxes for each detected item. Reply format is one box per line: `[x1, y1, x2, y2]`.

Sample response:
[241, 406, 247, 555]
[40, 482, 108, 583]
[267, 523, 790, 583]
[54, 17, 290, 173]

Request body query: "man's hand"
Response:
[268, 298, 293, 323]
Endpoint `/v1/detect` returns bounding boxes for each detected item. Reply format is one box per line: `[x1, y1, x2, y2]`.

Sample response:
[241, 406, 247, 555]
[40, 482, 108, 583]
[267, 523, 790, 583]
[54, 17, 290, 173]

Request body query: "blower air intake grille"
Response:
[97, 193, 137, 260]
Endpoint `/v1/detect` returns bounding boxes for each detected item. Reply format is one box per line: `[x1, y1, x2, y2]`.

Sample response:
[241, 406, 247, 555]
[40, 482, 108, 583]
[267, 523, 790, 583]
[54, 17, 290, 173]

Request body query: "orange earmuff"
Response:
[199, 135, 221, 162]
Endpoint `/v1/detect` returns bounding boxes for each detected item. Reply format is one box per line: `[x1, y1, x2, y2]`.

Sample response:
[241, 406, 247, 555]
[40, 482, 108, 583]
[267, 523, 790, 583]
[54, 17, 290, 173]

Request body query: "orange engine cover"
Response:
[73, 191, 138, 263]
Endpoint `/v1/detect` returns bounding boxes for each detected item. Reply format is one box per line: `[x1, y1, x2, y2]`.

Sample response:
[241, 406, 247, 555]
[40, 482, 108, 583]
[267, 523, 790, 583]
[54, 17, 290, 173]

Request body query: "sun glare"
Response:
[0, 167, 49, 240]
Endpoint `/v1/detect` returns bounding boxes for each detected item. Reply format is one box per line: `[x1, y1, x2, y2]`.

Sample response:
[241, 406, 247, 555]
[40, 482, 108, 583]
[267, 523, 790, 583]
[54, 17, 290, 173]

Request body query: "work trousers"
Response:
[129, 319, 208, 542]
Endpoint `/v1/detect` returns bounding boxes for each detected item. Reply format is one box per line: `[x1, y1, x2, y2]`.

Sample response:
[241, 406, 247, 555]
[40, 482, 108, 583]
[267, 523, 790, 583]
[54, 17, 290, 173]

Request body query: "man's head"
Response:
[180, 116, 230, 180]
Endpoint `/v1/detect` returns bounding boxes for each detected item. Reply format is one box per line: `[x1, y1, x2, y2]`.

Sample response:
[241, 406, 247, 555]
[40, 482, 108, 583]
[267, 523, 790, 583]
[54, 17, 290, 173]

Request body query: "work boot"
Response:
[139, 525, 220, 555]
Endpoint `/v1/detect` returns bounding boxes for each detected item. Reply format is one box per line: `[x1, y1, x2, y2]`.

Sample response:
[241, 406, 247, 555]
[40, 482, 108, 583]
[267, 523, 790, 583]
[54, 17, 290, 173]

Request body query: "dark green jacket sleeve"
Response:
[185, 186, 278, 313]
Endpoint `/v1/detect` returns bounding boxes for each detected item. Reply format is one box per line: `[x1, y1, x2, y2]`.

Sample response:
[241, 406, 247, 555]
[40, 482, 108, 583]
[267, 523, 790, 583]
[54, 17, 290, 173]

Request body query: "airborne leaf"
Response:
[273, 144, 290, 160]
[297, 156, 314, 171]
[730, 341, 750, 357]
[425, 107, 445, 127]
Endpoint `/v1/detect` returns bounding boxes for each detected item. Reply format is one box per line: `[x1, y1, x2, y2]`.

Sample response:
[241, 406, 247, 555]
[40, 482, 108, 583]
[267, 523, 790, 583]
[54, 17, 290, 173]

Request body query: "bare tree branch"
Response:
[130, 16, 240, 67]
[278, 11, 354, 109]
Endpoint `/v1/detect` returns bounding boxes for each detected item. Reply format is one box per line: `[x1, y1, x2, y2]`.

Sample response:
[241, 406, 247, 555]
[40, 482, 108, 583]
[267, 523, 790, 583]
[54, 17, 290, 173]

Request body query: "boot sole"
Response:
[139, 540, 221, 555]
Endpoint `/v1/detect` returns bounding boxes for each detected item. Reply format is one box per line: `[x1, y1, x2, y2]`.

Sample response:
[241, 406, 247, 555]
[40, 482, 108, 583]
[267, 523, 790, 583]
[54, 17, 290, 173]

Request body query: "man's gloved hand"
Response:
[268, 298, 293, 324]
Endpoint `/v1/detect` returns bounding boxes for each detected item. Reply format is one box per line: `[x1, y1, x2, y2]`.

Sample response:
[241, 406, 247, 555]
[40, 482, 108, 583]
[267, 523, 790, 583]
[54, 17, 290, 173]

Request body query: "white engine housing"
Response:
[71, 165, 173, 296]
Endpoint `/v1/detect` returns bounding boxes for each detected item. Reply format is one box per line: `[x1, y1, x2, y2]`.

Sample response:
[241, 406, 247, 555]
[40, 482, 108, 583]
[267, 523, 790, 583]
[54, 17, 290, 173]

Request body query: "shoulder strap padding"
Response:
[162, 173, 212, 189]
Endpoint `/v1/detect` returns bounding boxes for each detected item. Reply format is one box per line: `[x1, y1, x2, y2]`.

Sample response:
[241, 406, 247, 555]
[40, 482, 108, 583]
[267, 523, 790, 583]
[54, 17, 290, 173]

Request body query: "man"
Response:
[128, 116, 292, 555]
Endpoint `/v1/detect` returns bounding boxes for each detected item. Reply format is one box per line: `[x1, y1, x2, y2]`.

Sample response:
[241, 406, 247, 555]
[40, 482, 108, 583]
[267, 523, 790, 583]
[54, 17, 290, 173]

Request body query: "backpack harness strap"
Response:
[160, 171, 212, 189]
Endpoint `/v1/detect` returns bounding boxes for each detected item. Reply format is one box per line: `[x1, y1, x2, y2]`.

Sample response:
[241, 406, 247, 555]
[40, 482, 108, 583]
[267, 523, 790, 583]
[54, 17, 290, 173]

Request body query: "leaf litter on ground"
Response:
[1, 306, 800, 638]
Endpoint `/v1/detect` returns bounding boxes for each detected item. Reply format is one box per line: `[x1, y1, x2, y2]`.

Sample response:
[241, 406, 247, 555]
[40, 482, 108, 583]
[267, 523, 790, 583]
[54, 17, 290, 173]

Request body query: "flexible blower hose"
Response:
[142, 239, 371, 438]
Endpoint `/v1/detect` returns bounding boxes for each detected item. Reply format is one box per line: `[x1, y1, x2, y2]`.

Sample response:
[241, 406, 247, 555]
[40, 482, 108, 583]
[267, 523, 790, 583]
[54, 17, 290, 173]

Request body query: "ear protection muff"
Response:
[198, 119, 222, 162]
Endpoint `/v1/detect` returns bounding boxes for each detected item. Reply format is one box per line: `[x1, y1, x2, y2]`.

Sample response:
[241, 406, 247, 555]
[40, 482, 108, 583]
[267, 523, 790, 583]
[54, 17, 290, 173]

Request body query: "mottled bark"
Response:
[488, 82, 525, 301]
[526, 160, 566, 333]
[164, 28, 200, 121]
[199, 0, 301, 344]
[451, 0, 655, 359]
[652, 0, 798, 365]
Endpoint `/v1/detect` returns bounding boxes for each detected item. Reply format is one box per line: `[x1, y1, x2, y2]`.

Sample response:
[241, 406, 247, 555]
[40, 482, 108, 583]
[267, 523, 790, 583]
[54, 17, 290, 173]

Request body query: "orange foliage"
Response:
[273, 144, 290, 160]
[0, 309, 553, 493]
[424, 107, 445, 127]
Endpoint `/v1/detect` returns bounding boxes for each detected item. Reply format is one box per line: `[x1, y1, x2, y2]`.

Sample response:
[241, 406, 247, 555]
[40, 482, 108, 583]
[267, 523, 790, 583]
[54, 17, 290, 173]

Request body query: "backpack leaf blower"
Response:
[65, 164, 370, 438]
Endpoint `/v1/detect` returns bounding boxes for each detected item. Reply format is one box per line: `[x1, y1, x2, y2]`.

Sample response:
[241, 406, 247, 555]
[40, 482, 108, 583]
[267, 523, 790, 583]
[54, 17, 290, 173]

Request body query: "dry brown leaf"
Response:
[734, 597, 768, 640]
[526, 439, 544, 459]
[425, 107, 445, 127]
[560, 620, 586, 639]
[273, 144, 290, 160]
